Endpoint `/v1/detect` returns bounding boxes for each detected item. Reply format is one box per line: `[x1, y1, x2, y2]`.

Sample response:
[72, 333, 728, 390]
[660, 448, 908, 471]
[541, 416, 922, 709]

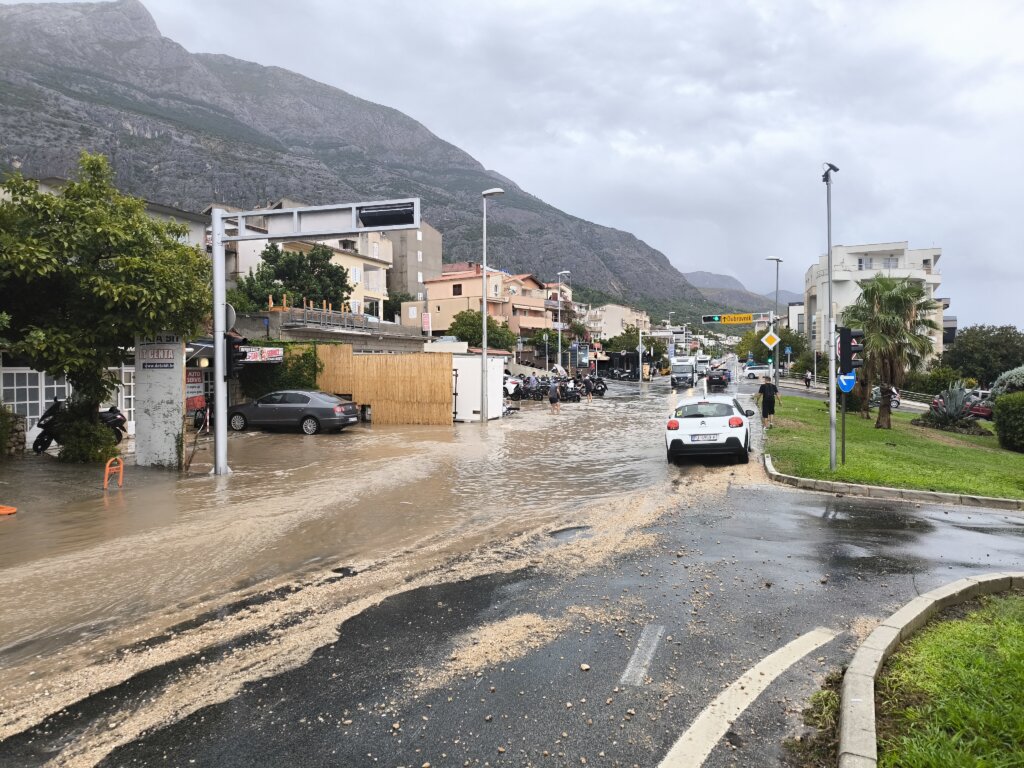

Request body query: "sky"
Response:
[10, 0, 1024, 327]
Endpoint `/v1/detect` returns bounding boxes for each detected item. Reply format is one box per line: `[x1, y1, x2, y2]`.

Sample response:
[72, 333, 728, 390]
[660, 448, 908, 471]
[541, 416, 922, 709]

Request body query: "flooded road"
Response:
[0, 379, 687, 674]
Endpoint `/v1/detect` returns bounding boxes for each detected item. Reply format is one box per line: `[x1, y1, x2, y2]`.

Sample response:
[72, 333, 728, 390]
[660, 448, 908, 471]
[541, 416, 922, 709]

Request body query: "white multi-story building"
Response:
[804, 241, 945, 357]
[580, 303, 651, 340]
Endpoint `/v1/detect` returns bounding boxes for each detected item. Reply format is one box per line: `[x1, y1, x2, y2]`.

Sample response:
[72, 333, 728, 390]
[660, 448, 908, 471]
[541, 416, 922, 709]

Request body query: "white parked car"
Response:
[744, 364, 774, 379]
[665, 394, 755, 464]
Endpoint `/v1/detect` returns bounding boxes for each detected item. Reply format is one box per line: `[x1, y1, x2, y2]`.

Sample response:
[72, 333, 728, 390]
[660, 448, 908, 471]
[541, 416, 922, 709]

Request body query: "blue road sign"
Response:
[784, 346, 792, 355]
[837, 372, 857, 393]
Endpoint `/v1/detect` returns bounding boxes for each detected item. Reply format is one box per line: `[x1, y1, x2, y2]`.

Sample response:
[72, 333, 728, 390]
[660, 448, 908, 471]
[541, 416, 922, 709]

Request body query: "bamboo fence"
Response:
[316, 344, 453, 426]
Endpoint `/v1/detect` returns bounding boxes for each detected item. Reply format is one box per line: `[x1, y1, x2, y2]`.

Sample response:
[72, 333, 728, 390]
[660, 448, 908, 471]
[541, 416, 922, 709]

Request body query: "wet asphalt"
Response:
[2, 375, 1023, 767]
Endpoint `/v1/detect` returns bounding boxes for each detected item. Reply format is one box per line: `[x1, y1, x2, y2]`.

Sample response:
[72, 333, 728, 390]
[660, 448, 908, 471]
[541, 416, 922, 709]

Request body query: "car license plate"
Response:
[692, 434, 718, 442]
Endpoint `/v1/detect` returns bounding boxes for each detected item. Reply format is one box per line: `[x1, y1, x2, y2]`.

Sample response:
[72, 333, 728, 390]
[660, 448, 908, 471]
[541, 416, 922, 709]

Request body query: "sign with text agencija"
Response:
[134, 332, 185, 468]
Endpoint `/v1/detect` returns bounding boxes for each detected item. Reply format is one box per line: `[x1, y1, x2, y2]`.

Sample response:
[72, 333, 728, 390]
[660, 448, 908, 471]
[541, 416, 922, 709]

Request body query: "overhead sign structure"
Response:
[760, 330, 781, 349]
[837, 372, 857, 393]
[702, 313, 753, 324]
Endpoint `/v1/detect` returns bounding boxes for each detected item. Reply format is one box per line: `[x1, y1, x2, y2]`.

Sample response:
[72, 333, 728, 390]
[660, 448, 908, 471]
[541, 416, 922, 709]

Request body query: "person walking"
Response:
[804, 369, 812, 389]
[548, 379, 561, 414]
[755, 374, 781, 428]
[583, 375, 594, 404]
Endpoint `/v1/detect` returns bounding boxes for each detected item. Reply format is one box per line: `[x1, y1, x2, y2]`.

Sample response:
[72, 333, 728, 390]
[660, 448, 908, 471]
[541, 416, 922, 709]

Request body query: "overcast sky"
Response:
[13, 0, 1024, 326]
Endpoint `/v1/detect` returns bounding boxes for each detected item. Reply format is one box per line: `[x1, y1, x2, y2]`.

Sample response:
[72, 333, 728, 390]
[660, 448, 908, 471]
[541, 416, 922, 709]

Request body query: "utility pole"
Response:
[823, 163, 839, 471]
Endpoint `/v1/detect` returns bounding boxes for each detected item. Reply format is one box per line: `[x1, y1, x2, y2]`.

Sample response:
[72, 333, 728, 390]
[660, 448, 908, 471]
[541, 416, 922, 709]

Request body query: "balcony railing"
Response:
[283, 307, 377, 331]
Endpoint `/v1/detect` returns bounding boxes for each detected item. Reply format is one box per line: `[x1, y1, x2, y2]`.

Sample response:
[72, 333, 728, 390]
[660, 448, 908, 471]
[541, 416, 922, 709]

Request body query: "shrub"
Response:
[928, 380, 974, 427]
[57, 419, 119, 463]
[0, 405, 13, 458]
[991, 364, 1024, 400]
[993, 391, 1024, 452]
[239, 344, 324, 400]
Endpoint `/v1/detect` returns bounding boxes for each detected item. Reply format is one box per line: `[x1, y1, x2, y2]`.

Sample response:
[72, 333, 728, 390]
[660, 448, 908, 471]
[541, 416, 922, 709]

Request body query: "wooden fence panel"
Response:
[316, 345, 453, 426]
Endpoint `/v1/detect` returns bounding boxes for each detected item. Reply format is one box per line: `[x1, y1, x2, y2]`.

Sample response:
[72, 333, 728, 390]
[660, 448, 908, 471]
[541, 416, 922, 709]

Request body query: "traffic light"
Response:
[225, 335, 249, 379]
[702, 314, 722, 323]
[767, 355, 773, 365]
[838, 327, 864, 373]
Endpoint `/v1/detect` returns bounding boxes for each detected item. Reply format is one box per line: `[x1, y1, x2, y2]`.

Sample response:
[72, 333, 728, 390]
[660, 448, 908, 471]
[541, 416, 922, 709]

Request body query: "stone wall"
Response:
[3, 410, 26, 457]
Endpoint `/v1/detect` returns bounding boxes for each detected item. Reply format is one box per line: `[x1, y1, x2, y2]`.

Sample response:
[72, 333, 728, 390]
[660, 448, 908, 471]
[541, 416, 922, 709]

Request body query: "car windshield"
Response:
[675, 402, 735, 418]
[672, 364, 693, 373]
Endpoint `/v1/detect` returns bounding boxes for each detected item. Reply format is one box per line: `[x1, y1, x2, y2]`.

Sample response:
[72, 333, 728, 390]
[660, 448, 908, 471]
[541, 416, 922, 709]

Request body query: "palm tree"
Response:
[842, 275, 939, 428]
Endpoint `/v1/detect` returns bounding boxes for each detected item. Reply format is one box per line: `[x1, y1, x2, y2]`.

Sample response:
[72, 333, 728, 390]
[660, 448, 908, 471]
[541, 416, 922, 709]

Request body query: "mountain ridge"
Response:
[0, 0, 723, 314]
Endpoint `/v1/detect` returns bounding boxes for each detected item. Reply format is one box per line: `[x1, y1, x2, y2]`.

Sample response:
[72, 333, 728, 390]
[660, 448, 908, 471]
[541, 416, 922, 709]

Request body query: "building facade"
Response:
[386, 221, 443, 302]
[803, 241, 945, 356]
[580, 303, 652, 340]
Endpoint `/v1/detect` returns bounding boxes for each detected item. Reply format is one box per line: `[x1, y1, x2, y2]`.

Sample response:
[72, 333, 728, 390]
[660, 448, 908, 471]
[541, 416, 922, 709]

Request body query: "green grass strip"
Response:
[765, 397, 1024, 499]
[876, 594, 1024, 767]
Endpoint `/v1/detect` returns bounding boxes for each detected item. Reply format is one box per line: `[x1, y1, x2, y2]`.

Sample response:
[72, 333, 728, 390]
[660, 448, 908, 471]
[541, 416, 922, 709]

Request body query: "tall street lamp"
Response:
[481, 187, 504, 424]
[822, 163, 839, 469]
[557, 270, 570, 371]
[766, 257, 783, 386]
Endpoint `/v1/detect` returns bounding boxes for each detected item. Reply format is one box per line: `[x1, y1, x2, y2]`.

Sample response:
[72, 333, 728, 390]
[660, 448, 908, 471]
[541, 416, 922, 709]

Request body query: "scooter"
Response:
[33, 399, 127, 454]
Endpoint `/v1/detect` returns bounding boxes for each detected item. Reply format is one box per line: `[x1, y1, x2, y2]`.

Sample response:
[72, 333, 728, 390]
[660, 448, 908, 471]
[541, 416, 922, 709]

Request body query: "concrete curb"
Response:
[837, 572, 1024, 767]
[762, 453, 1024, 511]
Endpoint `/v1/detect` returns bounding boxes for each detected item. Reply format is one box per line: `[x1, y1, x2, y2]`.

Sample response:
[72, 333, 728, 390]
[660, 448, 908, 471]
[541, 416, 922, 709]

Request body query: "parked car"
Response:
[665, 394, 755, 464]
[744, 364, 773, 379]
[706, 369, 729, 391]
[228, 390, 359, 434]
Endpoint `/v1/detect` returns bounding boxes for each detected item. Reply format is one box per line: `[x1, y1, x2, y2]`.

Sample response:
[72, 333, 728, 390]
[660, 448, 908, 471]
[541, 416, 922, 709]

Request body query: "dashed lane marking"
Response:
[619, 624, 665, 686]
[657, 626, 839, 767]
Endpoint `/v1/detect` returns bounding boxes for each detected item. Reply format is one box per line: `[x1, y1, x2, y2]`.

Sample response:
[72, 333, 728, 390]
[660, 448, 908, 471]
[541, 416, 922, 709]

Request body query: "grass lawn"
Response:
[876, 593, 1024, 767]
[766, 397, 1024, 499]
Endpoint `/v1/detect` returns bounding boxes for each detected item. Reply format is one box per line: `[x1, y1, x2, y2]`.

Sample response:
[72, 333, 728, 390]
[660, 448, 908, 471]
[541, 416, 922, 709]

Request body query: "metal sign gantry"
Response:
[210, 198, 420, 475]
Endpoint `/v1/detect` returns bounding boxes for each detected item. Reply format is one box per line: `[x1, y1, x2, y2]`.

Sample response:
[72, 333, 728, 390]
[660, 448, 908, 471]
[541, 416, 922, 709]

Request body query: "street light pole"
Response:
[481, 187, 504, 424]
[766, 257, 783, 387]
[822, 163, 839, 470]
[556, 270, 570, 372]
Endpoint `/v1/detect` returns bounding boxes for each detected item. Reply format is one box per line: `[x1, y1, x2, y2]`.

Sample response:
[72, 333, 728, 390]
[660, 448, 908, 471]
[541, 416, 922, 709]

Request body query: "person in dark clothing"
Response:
[583, 376, 594, 403]
[548, 380, 561, 414]
[755, 375, 781, 428]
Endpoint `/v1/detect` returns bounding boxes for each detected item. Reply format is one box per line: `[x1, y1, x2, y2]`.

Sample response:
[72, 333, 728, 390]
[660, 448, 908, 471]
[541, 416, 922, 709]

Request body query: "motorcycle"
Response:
[33, 399, 128, 454]
[503, 376, 524, 401]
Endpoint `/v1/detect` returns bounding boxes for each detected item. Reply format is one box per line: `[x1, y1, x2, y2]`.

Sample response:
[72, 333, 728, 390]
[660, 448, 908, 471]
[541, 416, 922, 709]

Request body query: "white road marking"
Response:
[658, 626, 838, 768]
[620, 624, 665, 686]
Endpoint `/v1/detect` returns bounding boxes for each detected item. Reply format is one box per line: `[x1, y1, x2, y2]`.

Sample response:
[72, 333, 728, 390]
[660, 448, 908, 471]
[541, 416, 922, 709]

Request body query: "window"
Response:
[372, 242, 379, 259]
[417, 271, 423, 283]
[883, 257, 899, 269]
[452, 283, 463, 296]
[417, 250, 423, 262]
[857, 257, 874, 270]
[408, 306, 418, 318]
[282, 392, 310, 405]
[351, 267, 362, 284]
[417, 231, 423, 241]
[258, 392, 285, 405]
[416, 292, 423, 300]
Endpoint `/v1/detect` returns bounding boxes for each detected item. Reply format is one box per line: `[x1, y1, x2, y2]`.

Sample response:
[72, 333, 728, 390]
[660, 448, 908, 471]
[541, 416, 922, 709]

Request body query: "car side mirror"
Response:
[745, 410, 755, 417]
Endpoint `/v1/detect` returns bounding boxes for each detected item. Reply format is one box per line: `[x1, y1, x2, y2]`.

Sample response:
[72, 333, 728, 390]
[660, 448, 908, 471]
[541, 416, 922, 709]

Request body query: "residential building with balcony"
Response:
[803, 241, 945, 357]
[581, 303, 652, 340]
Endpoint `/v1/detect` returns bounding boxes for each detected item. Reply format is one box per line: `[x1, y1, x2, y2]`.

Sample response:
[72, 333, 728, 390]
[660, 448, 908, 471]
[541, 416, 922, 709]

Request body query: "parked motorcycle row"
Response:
[503, 374, 608, 403]
[32, 398, 128, 454]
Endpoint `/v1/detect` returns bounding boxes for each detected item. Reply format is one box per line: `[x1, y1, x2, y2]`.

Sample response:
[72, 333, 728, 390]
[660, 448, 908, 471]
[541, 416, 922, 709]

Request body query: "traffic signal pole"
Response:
[823, 165, 838, 472]
[211, 207, 230, 476]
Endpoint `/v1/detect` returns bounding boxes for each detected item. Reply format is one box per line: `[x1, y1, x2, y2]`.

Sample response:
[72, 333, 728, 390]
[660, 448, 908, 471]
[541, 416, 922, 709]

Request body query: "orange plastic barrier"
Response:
[0, 505, 16, 516]
[103, 457, 124, 490]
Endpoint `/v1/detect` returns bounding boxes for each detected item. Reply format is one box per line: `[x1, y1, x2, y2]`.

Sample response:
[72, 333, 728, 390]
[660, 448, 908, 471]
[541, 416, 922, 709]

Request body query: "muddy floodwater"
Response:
[0, 380, 700, 678]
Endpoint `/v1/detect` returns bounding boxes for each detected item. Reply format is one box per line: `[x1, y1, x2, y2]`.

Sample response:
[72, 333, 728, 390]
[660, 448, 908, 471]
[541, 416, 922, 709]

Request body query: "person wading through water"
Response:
[755, 374, 781, 428]
[548, 379, 561, 414]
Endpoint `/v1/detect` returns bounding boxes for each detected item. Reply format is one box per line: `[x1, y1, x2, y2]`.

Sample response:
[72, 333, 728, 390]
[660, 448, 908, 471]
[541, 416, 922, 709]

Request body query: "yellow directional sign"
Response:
[761, 330, 781, 349]
[722, 313, 753, 324]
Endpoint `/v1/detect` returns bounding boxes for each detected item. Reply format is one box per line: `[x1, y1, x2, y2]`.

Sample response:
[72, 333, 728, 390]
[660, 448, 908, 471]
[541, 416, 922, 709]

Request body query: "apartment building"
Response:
[804, 241, 945, 356]
[386, 221, 443, 301]
[580, 303, 652, 340]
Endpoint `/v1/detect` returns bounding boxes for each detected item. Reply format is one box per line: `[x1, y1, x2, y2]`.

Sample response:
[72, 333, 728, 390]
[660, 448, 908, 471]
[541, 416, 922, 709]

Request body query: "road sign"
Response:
[784, 346, 792, 355]
[702, 313, 753, 324]
[837, 372, 857, 393]
[760, 330, 781, 349]
[635, 344, 645, 353]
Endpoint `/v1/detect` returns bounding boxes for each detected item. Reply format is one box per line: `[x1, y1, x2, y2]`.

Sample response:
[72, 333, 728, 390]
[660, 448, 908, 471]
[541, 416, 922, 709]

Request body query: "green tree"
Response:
[604, 324, 668, 363]
[942, 324, 1024, 388]
[383, 291, 413, 322]
[447, 310, 517, 352]
[234, 242, 351, 310]
[0, 153, 211, 408]
[842, 275, 940, 428]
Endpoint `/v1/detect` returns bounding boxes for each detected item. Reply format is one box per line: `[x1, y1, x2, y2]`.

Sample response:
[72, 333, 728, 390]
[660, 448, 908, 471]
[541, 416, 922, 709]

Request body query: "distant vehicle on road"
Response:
[744, 364, 773, 379]
[706, 369, 729, 390]
[930, 389, 993, 420]
[670, 359, 696, 389]
[665, 394, 754, 464]
[228, 390, 359, 434]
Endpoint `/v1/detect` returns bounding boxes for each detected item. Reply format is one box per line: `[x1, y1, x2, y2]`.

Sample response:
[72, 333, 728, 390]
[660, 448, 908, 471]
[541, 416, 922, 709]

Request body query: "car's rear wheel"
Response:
[229, 413, 247, 431]
[666, 449, 674, 464]
[738, 437, 750, 464]
[300, 416, 320, 435]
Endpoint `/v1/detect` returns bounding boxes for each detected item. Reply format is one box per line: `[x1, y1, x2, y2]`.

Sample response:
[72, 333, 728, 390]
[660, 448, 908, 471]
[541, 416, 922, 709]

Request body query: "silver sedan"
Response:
[228, 390, 359, 435]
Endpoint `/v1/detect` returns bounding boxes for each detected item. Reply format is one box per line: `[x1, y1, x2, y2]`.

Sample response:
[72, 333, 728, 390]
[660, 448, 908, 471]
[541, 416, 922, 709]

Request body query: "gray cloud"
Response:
[7, 0, 1022, 325]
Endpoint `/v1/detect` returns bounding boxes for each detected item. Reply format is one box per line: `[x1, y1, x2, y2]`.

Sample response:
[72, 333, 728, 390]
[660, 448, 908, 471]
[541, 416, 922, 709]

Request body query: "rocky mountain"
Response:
[683, 271, 748, 292]
[0, 0, 715, 312]
[684, 271, 803, 313]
